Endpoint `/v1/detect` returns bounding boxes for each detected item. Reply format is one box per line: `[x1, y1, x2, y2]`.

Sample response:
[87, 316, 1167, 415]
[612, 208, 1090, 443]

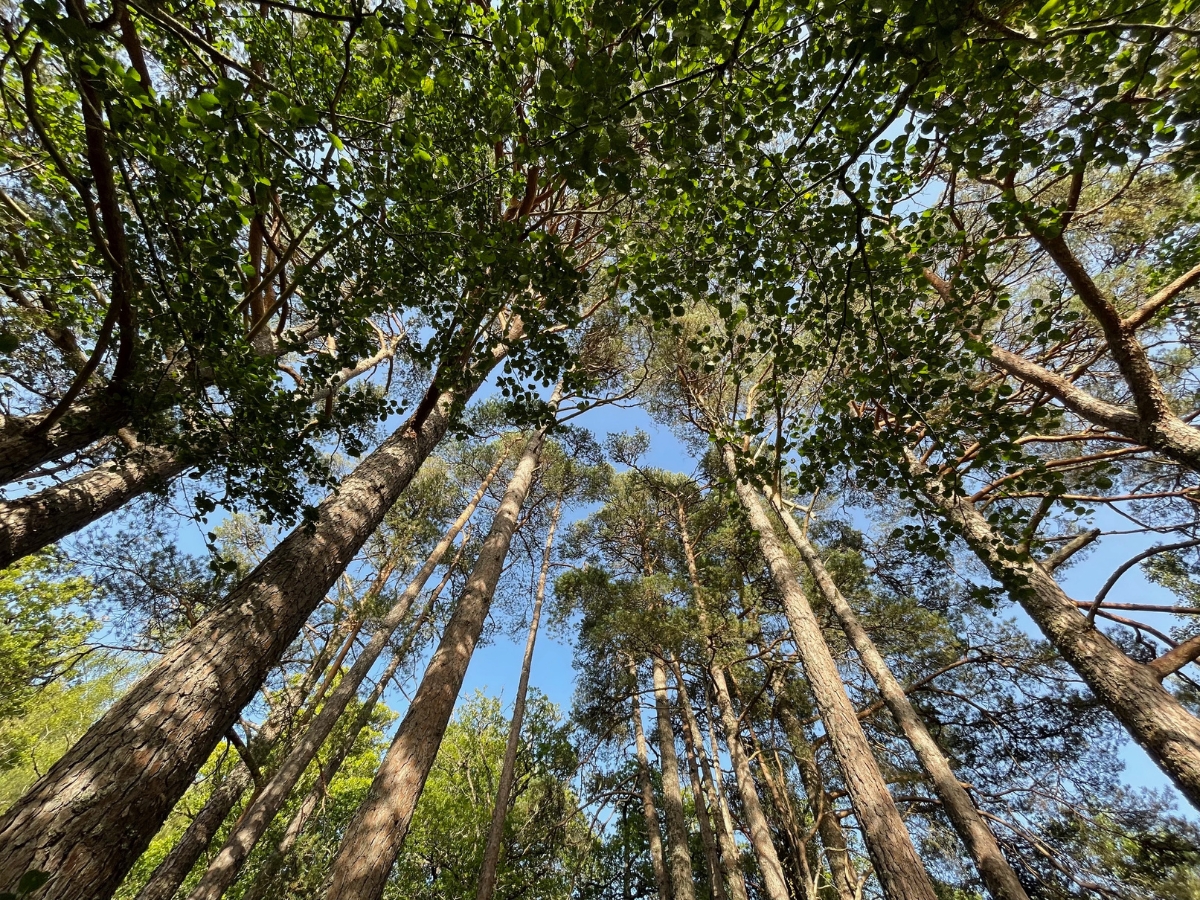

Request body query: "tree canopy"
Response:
[1, 1, 1199, 899]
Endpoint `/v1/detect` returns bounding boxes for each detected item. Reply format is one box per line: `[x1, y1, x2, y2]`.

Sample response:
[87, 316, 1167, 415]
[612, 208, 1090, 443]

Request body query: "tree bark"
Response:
[132, 616, 348, 900]
[475, 496, 561, 900]
[673, 496, 788, 900]
[0, 364, 494, 900]
[244, 558, 447, 900]
[672, 660, 748, 900]
[909, 452, 1200, 810]
[652, 656, 698, 900]
[630, 667, 673, 900]
[670, 511, 751, 900]
[239, 613, 419, 900]
[0, 402, 129, 487]
[766, 489, 1030, 900]
[0, 443, 186, 569]
[769, 675, 857, 900]
[321, 425, 547, 900]
[184, 454, 497, 900]
[673, 663, 729, 900]
[985, 343, 1200, 473]
[709, 664, 792, 900]
[726, 670, 817, 900]
[723, 446, 937, 900]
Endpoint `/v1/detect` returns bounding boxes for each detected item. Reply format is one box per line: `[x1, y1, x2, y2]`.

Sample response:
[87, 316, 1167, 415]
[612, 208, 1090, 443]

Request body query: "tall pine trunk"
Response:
[671, 510, 750, 900]
[0, 365, 495, 900]
[673, 496, 786, 900]
[183, 454, 500, 900]
[630, 665, 674, 900]
[709, 665, 792, 900]
[322, 425, 548, 900]
[908, 452, 1200, 809]
[766, 666, 857, 900]
[651, 655, 698, 900]
[475, 495, 562, 900]
[239, 580, 441, 900]
[766, 489, 1030, 900]
[132, 611, 351, 900]
[673, 662, 729, 900]
[726, 670, 818, 900]
[671, 660, 747, 900]
[723, 446, 937, 900]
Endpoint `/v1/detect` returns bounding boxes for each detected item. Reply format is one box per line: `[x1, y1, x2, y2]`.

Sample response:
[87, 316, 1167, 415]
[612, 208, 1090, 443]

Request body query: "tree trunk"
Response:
[726, 670, 817, 900]
[709, 664, 792, 900]
[240, 639, 409, 900]
[321, 425, 547, 900]
[674, 496, 789, 900]
[131, 613, 349, 900]
[768, 671, 857, 900]
[652, 656, 698, 900]
[184, 454, 497, 900]
[704, 695, 747, 886]
[723, 446, 937, 900]
[0, 402, 129, 487]
[0, 444, 186, 569]
[0, 366, 493, 900]
[672, 661, 748, 900]
[673, 663, 729, 900]
[243, 561, 446, 900]
[908, 452, 1200, 810]
[475, 497, 562, 900]
[670, 510, 750, 900]
[766, 489, 1029, 900]
[630, 667, 674, 900]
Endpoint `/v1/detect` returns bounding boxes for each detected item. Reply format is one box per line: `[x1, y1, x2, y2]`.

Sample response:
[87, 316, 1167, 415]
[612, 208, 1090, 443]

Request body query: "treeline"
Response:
[0, 0, 1199, 898]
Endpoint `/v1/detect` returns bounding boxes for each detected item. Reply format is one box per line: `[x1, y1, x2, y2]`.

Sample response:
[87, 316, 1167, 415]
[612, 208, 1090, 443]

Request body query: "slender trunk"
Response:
[0, 444, 186, 569]
[0, 363, 496, 900]
[704, 693, 743, 874]
[240, 606, 422, 900]
[475, 497, 562, 900]
[767, 490, 1029, 900]
[670, 513, 750, 900]
[132, 616, 347, 900]
[767, 668, 856, 900]
[185, 457, 496, 900]
[322, 424, 548, 900]
[652, 656, 698, 900]
[674, 666, 729, 900]
[727, 670, 816, 900]
[244, 565, 446, 900]
[631, 667, 674, 900]
[909, 452, 1200, 810]
[672, 661, 748, 900]
[710, 664, 791, 900]
[723, 446, 936, 900]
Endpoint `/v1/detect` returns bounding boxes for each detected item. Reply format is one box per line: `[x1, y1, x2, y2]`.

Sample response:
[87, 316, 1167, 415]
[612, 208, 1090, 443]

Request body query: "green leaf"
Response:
[17, 872, 49, 894]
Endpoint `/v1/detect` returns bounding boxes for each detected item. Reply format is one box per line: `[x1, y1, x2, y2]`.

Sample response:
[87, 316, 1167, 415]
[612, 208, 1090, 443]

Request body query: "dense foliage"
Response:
[1, 0, 1199, 899]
